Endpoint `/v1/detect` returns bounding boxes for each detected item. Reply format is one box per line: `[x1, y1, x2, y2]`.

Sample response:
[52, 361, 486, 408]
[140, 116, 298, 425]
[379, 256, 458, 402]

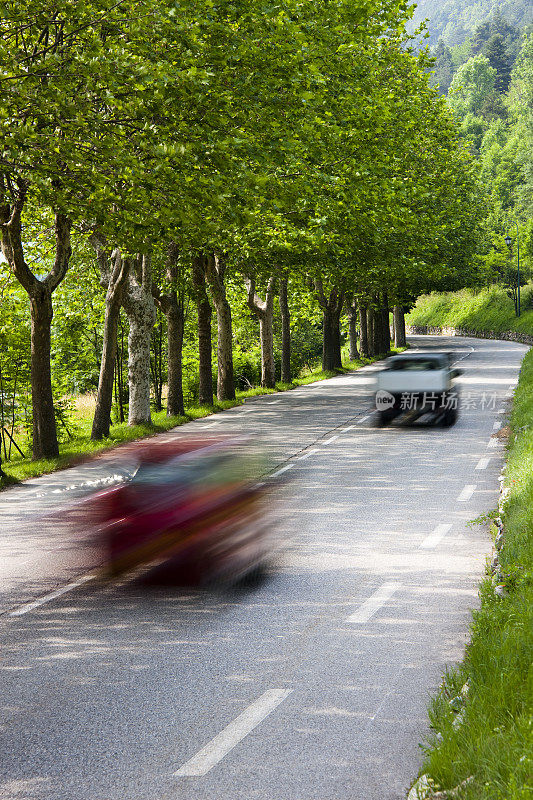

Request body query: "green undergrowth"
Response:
[407, 284, 533, 336]
[417, 350, 533, 800]
[0, 349, 396, 487]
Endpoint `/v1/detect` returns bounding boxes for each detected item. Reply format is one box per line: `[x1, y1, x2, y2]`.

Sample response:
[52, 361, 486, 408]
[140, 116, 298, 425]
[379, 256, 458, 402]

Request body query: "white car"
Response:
[374, 352, 462, 426]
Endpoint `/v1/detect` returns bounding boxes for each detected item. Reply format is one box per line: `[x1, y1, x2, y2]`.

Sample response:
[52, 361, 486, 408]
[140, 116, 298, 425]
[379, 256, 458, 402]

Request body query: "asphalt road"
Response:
[0, 335, 527, 800]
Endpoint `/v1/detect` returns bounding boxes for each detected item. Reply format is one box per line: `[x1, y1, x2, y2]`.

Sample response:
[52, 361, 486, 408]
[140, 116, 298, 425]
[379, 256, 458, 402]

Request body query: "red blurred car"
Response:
[88, 436, 273, 585]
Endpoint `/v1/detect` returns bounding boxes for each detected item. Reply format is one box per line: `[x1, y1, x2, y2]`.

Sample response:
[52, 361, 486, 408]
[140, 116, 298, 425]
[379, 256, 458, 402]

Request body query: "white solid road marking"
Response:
[346, 582, 401, 624]
[457, 485, 476, 502]
[270, 464, 294, 478]
[475, 457, 490, 470]
[357, 415, 371, 424]
[174, 689, 292, 777]
[322, 435, 339, 445]
[9, 574, 96, 617]
[419, 523, 452, 549]
[296, 449, 319, 461]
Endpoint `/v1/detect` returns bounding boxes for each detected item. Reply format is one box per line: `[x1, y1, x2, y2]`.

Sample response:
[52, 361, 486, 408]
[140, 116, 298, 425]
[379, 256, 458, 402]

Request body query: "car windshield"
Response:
[388, 359, 442, 371]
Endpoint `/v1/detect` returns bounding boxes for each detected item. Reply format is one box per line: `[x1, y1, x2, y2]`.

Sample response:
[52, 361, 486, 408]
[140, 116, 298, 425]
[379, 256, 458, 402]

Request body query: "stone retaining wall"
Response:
[405, 324, 533, 347]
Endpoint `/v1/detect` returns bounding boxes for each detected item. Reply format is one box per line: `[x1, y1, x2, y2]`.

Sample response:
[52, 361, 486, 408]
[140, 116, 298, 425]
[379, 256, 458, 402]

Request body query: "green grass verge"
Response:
[417, 351, 533, 800]
[406, 284, 533, 336]
[0, 349, 399, 486]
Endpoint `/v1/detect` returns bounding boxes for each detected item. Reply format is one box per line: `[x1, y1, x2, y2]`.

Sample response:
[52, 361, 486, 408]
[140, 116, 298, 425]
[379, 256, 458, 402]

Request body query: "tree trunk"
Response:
[246, 276, 276, 389]
[359, 303, 369, 358]
[116, 324, 125, 422]
[151, 242, 185, 417]
[192, 255, 213, 406]
[123, 254, 157, 426]
[0, 194, 71, 459]
[30, 288, 58, 458]
[151, 316, 164, 412]
[393, 305, 407, 348]
[333, 306, 343, 369]
[381, 293, 390, 354]
[205, 254, 235, 401]
[348, 301, 359, 360]
[366, 306, 375, 357]
[322, 308, 337, 371]
[372, 302, 381, 356]
[314, 279, 344, 372]
[166, 299, 184, 416]
[279, 275, 291, 383]
[91, 249, 130, 440]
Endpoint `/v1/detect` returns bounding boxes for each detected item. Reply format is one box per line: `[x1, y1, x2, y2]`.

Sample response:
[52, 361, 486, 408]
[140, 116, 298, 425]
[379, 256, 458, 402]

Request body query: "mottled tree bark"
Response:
[205, 254, 235, 401]
[122, 254, 157, 426]
[192, 255, 213, 406]
[358, 303, 369, 358]
[151, 242, 185, 417]
[246, 276, 276, 388]
[394, 305, 407, 348]
[279, 275, 291, 383]
[90, 239, 130, 440]
[0, 185, 71, 459]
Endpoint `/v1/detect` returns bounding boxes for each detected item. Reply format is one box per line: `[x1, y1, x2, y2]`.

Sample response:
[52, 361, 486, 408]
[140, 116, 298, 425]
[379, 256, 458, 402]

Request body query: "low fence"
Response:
[406, 324, 533, 347]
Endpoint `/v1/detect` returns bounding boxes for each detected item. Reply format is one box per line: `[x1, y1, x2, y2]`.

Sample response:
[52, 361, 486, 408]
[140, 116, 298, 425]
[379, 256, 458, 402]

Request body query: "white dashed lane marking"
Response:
[8, 574, 96, 617]
[419, 523, 452, 549]
[270, 464, 294, 478]
[357, 415, 371, 424]
[322, 435, 339, 445]
[296, 449, 319, 461]
[457, 485, 476, 502]
[346, 582, 401, 624]
[174, 689, 292, 777]
[475, 458, 490, 470]
[487, 438, 499, 449]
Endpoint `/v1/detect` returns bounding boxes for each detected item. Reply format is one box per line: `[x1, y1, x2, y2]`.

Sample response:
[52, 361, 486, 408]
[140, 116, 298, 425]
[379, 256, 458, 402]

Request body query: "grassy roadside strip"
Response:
[410, 352, 533, 800]
[406, 285, 533, 337]
[0, 348, 400, 487]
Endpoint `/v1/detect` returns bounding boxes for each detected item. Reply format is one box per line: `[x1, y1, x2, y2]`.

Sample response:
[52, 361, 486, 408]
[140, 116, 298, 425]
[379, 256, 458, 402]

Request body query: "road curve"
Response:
[0, 335, 527, 800]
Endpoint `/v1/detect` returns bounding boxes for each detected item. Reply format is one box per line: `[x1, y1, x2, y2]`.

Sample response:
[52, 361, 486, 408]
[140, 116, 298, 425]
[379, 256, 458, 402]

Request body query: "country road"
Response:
[0, 335, 527, 800]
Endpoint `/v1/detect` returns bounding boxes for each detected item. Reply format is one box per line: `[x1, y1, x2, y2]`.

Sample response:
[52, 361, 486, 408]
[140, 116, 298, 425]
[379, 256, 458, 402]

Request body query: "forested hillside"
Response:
[420, 3, 533, 318]
[411, 0, 532, 47]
